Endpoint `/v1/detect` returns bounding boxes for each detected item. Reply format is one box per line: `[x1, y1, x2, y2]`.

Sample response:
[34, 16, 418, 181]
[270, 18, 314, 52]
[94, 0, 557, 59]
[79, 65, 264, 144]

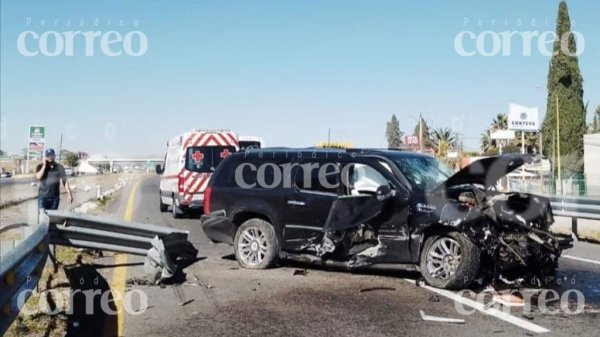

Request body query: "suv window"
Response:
[186, 146, 235, 173]
[294, 161, 339, 194]
[341, 162, 390, 195]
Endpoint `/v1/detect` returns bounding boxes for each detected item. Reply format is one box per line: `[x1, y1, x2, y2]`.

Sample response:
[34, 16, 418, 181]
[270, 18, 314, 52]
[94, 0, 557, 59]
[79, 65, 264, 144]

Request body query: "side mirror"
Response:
[376, 185, 396, 201]
[155, 164, 164, 175]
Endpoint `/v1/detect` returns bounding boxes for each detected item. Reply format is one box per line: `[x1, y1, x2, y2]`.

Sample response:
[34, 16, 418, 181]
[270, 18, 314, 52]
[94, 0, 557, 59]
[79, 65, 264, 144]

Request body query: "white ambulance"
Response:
[157, 130, 239, 218]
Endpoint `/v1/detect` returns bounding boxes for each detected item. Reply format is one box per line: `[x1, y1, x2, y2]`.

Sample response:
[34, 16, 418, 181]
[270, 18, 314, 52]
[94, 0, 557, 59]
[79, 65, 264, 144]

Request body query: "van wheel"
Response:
[419, 231, 480, 289]
[234, 219, 279, 269]
[172, 198, 182, 219]
[159, 194, 168, 212]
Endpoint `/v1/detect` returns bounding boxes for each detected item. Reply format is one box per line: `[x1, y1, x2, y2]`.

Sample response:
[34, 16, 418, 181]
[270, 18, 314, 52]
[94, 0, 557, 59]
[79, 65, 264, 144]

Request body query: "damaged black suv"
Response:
[201, 149, 572, 289]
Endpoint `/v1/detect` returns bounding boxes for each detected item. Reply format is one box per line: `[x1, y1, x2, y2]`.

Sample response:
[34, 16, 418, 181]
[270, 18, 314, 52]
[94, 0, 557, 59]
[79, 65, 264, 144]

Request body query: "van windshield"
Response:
[185, 146, 235, 173]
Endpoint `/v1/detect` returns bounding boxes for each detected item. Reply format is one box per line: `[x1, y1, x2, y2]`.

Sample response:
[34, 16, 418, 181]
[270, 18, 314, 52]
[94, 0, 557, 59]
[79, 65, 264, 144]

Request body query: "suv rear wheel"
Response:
[419, 231, 480, 289]
[234, 218, 279, 269]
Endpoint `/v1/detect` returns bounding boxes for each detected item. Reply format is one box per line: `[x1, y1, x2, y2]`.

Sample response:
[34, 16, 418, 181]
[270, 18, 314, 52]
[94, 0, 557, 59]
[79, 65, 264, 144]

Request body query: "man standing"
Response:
[35, 148, 73, 210]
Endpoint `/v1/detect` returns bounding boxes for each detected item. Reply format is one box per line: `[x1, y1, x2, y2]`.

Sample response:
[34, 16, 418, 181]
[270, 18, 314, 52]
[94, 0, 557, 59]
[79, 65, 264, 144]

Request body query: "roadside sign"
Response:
[508, 104, 539, 131]
[29, 126, 46, 142]
[490, 130, 516, 140]
[402, 134, 420, 146]
[28, 142, 44, 159]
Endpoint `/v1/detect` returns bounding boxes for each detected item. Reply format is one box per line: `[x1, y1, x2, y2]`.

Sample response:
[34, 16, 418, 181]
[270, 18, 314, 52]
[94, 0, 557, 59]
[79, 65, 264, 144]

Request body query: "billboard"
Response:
[508, 104, 539, 131]
[402, 134, 420, 146]
[28, 142, 44, 159]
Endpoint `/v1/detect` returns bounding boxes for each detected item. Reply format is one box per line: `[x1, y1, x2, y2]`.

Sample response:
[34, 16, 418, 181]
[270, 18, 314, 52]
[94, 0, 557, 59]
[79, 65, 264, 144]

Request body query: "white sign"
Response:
[508, 104, 539, 131]
[490, 130, 516, 140]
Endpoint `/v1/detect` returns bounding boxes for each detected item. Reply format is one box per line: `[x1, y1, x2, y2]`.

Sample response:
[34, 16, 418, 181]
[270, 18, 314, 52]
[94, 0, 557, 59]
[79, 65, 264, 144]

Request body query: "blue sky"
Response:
[1, 0, 598, 156]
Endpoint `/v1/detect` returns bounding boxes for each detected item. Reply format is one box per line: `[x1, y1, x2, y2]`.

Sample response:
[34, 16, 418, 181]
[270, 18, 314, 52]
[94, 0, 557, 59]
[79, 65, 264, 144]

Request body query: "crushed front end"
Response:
[438, 189, 573, 287]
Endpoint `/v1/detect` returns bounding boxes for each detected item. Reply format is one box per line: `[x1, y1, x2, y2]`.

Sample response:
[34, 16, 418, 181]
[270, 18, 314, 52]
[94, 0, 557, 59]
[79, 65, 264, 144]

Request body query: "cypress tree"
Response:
[386, 114, 402, 149]
[541, 1, 586, 176]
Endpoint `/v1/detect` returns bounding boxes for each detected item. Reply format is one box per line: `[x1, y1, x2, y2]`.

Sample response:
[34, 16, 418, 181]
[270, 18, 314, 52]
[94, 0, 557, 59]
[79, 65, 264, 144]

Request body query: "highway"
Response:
[37, 176, 600, 336]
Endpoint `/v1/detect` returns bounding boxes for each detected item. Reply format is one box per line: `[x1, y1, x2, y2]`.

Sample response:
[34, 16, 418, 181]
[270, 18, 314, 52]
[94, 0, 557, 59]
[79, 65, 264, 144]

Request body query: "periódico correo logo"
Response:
[17, 30, 148, 57]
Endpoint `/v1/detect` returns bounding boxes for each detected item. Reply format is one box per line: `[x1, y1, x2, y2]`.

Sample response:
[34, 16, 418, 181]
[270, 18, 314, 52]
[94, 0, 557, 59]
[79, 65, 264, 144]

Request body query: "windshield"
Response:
[392, 156, 454, 192]
[185, 146, 235, 173]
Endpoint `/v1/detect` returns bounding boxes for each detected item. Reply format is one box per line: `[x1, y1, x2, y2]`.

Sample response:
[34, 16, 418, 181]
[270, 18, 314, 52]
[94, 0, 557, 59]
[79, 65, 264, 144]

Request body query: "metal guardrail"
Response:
[0, 223, 49, 336]
[549, 195, 600, 238]
[0, 211, 198, 335]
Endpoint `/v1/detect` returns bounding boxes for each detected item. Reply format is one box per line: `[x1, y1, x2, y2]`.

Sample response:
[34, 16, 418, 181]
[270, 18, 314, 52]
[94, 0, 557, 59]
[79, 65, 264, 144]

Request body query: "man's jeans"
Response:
[38, 196, 60, 210]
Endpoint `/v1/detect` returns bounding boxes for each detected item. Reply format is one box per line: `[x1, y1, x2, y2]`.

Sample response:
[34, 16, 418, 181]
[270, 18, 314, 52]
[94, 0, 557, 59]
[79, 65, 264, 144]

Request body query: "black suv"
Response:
[201, 149, 571, 289]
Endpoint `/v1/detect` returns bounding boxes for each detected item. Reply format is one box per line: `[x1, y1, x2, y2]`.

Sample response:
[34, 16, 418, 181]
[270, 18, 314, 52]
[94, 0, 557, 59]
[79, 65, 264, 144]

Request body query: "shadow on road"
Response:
[63, 264, 117, 337]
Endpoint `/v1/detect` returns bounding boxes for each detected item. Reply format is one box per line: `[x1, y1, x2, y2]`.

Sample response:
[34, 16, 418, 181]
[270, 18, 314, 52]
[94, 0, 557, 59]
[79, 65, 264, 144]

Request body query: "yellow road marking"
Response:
[106, 178, 144, 337]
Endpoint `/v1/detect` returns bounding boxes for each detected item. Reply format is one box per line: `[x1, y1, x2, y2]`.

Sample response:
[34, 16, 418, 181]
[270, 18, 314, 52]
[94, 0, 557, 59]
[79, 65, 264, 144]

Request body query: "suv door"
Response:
[281, 159, 340, 251]
[336, 158, 412, 263]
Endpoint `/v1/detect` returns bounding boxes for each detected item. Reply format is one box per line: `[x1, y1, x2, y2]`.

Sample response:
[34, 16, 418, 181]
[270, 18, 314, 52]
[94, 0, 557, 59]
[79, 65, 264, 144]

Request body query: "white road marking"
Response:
[563, 255, 600, 266]
[404, 279, 550, 334]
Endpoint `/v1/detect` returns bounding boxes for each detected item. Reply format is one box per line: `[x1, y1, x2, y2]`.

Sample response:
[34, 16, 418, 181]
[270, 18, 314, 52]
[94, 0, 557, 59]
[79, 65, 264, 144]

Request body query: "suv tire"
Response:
[419, 231, 480, 289]
[234, 218, 279, 269]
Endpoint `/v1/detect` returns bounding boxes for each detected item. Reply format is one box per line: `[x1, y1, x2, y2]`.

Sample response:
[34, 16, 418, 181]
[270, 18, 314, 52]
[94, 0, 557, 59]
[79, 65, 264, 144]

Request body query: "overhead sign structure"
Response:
[508, 104, 539, 131]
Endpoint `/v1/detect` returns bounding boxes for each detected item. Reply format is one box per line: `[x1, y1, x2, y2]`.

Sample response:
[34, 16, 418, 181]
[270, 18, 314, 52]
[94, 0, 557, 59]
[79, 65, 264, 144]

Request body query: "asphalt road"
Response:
[0, 177, 36, 186]
[79, 176, 600, 337]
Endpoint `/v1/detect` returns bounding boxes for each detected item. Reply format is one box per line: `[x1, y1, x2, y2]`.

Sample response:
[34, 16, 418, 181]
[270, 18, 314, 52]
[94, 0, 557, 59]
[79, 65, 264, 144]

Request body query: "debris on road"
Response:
[419, 310, 465, 324]
[359, 286, 396, 293]
[293, 269, 308, 276]
[428, 294, 440, 302]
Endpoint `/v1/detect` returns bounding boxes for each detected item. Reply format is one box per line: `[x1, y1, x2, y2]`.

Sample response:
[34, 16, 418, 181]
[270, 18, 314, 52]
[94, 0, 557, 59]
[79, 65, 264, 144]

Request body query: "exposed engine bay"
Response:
[438, 185, 572, 287]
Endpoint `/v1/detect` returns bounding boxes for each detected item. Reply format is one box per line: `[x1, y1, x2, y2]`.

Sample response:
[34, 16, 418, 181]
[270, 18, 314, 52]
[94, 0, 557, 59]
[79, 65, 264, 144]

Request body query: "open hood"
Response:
[434, 154, 531, 192]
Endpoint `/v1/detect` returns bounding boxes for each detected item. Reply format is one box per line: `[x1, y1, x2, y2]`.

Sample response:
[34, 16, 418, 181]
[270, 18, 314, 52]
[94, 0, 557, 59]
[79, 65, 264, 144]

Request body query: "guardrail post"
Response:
[571, 217, 578, 239]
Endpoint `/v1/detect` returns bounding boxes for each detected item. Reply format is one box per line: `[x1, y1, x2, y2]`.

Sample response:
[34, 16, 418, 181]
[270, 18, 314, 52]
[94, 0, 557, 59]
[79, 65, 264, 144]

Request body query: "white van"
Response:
[157, 130, 239, 218]
[238, 135, 264, 151]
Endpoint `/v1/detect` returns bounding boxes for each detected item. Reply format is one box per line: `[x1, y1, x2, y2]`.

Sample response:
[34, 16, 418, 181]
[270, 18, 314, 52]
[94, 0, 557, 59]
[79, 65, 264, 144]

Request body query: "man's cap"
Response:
[45, 148, 56, 157]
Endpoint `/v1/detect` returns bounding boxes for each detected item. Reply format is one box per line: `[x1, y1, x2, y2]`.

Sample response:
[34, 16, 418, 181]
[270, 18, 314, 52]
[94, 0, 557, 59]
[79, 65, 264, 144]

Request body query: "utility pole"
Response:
[327, 128, 331, 147]
[419, 114, 423, 152]
[58, 133, 63, 162]
[556, 95, 562, 195]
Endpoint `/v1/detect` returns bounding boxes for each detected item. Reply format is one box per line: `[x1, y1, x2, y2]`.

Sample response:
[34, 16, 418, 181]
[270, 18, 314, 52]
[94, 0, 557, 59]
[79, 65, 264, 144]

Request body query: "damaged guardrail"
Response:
[549, 195, 600, 238]
[0, 223, 49, 336]
[0, 211, 198, 335]
[44, 210, 198, 282]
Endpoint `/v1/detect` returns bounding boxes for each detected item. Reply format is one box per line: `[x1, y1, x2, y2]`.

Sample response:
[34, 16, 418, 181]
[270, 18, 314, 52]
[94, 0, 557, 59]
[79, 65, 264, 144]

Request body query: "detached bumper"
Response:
[200, 210, 235, 245]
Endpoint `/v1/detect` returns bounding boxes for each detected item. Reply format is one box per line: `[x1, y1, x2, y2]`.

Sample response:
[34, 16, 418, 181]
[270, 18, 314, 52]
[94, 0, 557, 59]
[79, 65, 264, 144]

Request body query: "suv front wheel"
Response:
[419, 231, 480, 289]
[234, 218, 280, 269]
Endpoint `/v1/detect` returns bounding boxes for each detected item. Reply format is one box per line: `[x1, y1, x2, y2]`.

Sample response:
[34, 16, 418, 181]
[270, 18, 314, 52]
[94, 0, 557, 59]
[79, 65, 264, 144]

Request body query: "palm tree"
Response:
[491, 113, 508, 131]
[480, 130, 496, 154]
[430, 127, 456, 157]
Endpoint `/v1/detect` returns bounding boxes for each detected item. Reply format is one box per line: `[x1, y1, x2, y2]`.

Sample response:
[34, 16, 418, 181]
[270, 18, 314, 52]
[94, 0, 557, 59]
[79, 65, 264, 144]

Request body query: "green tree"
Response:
[64, 153, 79, 167]
[480, 130, 497, 154]
[0, 149, 6, 157]
[593, 105, 600, 133]
[413, 115, 432, 149]
[541, 1, 586, 177]
[491, 113, 508, 131]
[386, 114, 402, 149]
[431, 127, 456, 157]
